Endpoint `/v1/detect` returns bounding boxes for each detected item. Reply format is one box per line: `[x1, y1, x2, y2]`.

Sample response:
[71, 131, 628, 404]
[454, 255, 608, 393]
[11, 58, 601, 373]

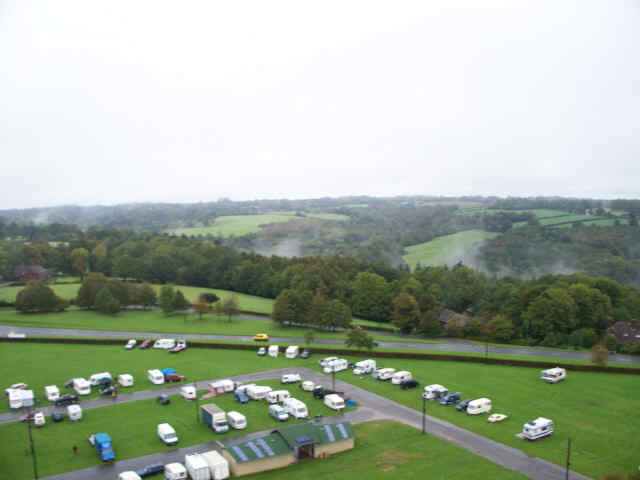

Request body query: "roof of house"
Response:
[608, 321, 640, 344]
[226, 432, 291, 463]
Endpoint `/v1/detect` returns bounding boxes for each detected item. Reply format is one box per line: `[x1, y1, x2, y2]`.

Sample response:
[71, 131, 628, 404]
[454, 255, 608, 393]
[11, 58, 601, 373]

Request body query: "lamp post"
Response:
[27, 397, 39, 479]
[332, 370, 336, 392]
[422, 395, 427, 435]
[194, 382, 199, 424]
[565, 438, 571, 480]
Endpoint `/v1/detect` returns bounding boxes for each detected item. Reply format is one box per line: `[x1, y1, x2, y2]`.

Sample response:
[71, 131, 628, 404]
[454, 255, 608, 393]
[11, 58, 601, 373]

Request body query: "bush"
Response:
[463, 318, 485, 337]
[16, 281, 67, 313]
[571, 328, 598, 348]
[540, 332, 561, 347]
[487, 315, 515, 342]
[618, 343, 640, 355]
[590, 344, 609, 366]
[603, 334, 618, 351]
[200, 292, 220, 303]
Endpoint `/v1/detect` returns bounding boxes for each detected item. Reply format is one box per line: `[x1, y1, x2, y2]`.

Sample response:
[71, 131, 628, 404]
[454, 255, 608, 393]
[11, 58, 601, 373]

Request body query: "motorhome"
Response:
[266, 390, 291, 404]
[376, 368, 396, 381]
[89, 372, 112, 387]
[540, 368, 566, 384]
[226, 411, 247, 429]
[8, 390, 22, 409]
[268, 345, 279, 358]
[269, 404, 289, 421]
[73, 378, 91, 395]
[323, 358, 348, 373]
[466, 398, 492, 415]
[281, 373, 301, 384]
[422, 384, 448, 400]
[157, 423, 179, 446]
[519, 417, 554, 441]
[44, 385, 60, 402]
[153, 338, 176, 349]
[283, 397, 308, 419]
[118, 374, 134, 387]
[285, 346, 299, 358]
[391, 371, 412, 385]
[67, 404, 82, 421]
[301, 381, 315, 391]
[33, 412, 45, 427]
[245, 385, 273, 401]
[324, 393, 345, 411]
[147, 369, 165, 385]
[164, 463, 187, 480]
[353, 359, 376, 375]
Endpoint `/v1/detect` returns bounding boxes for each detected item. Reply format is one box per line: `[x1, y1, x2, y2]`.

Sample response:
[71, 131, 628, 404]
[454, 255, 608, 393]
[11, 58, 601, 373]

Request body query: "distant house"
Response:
[608, 321, 640, 345]
[439, 308, 472, 329]
[13, 265, 52, 282]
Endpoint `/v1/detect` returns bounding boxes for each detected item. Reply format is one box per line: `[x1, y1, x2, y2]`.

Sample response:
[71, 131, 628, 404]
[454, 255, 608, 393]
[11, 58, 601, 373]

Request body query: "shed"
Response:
[222, 432, 294, 477]
[275, 422, 355, 459]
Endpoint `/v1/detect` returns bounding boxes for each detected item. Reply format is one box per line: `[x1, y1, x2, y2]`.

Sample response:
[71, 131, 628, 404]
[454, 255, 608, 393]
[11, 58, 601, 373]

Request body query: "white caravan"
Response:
[8, 390, 22, 409]
[268, 345, 279, 358]
[164, 463, 187, 480]
[519, 417, 554, 441]
[324, 393, 345, 411]
[377, 368, 396, 381]
[245, 385, 272, 401]
[422, 384, 448, 400]
[147, 369, 165, 385]
[283, 398, 308, 419]
[285, 346, 299, 358]
[153, 338, 176, 349]
[467, 398, 492, 415]
[266, 390, 291, 404]
[118, 374, 134, 387]
[67, 404, 83, 421]
[323, 358, 348, 373]
[89, 372, 112, 386]
[181, 386, 197, 400]
[301, 381, 315, 391]
[281, 373, 301, 384]
[319, 356, 339, 368]
[218, 379, 235, 392]
[391, 371, 412, 385]
[226, 411, 247, 429]
[44, 385, 60, 401]
[73, 378, 91, 395]
[540, 367, 566, 384]
[353, 359, 376, 375]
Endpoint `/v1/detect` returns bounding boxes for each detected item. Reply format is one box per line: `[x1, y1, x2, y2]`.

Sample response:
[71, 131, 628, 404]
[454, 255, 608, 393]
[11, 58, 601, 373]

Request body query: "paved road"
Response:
[1, 324, 638, 364]
[31, 367, 589, 480]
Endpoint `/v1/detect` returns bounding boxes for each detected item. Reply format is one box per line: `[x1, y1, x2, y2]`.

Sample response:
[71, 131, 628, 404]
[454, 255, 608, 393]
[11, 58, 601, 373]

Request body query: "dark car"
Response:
[52, 412, 64, 422]
[165, 373, 186, 383]
[156, 394, 170, 405]
[234, 389, 249, 404]
[99, 386, 117, 396]
[456, 399, 471, 412]
[94, 377, 112, 387]
[400, 379, 420, 390]
[440, 392, 461, 405]
[136, 463, 165, 478]
[55, 394, 78, 406]
[300, 349, 311, 359]
[139, 340, 154, 350]
[63, 379, 75, 389]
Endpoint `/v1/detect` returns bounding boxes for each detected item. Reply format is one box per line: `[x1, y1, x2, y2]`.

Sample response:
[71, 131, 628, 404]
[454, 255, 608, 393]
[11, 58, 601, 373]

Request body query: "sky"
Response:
[1, 0, 639, 209]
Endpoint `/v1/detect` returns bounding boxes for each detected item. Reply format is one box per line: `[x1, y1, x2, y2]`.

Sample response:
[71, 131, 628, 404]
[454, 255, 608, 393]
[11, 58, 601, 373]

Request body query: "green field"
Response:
[319, 355, 640, 478]
[551, 218, 630, 228]
[403, 230, 499, 270]
[167, 212, 349, 238]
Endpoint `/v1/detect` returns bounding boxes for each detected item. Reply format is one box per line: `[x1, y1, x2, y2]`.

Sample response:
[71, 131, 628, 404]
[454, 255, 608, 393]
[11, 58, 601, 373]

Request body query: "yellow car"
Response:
[253, 333, 270, 341]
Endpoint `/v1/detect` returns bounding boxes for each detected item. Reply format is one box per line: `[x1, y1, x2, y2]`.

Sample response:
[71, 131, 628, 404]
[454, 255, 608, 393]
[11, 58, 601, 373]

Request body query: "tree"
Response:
[522, 288, 577, 340]
[91, 243, 108, 274]
[95, 286, 120, 315]
[114, 254, 134, 281]
[305, 291, 330, 327]
[463, 318, 485, 337]
[159, 284, 176, 315]
[71, 248, 89, 280]
[193, 299, 211, 320]
[590, 344, 609, 366]
[391, 292, 421, 333]
[272, 290, 298, 326]
[419, 309, 442, 336]
[76, 273, 108, 308]
[172, 289, 191, 311]
[199, 292, 220, 304]
[215, 295, 240, 323]
[304, 330, 315, 345]
[345, 328, 375, 350]
[487, 314, 515, 342]
[320, 299, 352, 331]
[351, 272, 392, 322]
[16, 281, 67, 313]
[136, 283, 157, 309]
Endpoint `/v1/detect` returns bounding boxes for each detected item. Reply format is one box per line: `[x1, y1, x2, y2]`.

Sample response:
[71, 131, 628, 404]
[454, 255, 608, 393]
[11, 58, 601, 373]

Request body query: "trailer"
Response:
[517, 417, 554, 440]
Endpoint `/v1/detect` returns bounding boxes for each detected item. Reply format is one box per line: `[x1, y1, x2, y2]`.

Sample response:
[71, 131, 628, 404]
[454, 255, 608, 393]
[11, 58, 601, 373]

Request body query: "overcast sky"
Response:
[1, 1, 639, 209]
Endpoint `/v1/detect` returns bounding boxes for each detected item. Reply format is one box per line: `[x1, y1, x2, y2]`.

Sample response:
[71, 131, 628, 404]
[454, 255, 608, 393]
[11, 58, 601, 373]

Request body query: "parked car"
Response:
[234, 389, 249, 404]
[125, 339, 137, 350]
[488, 414, 508, 423]
[156, 394, 170, 405]
[136, 463, 165, 478]
[170, 339, 187, 354]
[456, 399, 472, 412]
[52, 412, 64, 422]
[55, 394, 79, 406]
[300, 349, 311, 359]
[440, 392, 461, 405]
[99, 386, 117, 396]
[165, 373, 186, 382]
[257, 347, 266, 356]
[139, 340, 154, 350]
[63, 379, 75, 389]
[253, 333, 269, 341]
[400, 379, 420, 390]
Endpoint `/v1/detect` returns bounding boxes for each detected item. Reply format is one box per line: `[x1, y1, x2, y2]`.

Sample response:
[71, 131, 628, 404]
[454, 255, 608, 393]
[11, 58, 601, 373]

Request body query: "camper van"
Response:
[283, 398, 308, 419]
[147, 369, 165, 385]
[324, 393, 345, 411]
[266, 390, 291, 404]
[391, 371, 412, 385]
[153, 338, 176, 350]
[376, 368, 396, 381]
[540, 367, 566, 384]
[226, 411, 247, 429]
[268, 345, 279, 358]
[519, 417, 554, 441]
[269, 404, 289, 421]
[67, 404, 82, 421]
[422, 384, 448, 400]
[117, 374, 134, 387]
[323, 358, 348, 373]
[281, 373, 301, 384]
[466, 398, 492, 415]
[73, 378, 91, 395]
[157, 423, 179, 446]
[353, 359, 376, 375]
[44, 385, 60, 402]
[89, 372, 112, 387]
[246, 385, 273, 401]
[285, 346, 299, 359]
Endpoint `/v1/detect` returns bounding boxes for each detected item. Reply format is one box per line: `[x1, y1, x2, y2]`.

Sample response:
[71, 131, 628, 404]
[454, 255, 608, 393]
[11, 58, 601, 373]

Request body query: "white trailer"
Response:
[245, 385, 272, 401]
[147, 369, 165, 385]
[518, 417, 554, 441]
[73, 378, 91, 395]
[67, 404, 83, 421]
[226, 411, 247, 430]
[8, 390, 22, 409]
[266, 390, 290, 404]
[285, 346, 299, 358]
[319, 356, 339, 368]
[422, 384, 448, 400]
[324, 393, 345, 411]
[44, 385, 60, 402]
[391, 371, 412, 385]
[117, 374, 134, 387]
[153, 338, 176, 349]
[467, 398, 492, 415]
[540, 367, 566, 384]
[181, 386, 197, 400]
[164, 463, 187, 480]
[323, 358, 348, 373]
[353, 359, 376, 375]
[283, 397, 308, 418]
[268, 345, 279, 358]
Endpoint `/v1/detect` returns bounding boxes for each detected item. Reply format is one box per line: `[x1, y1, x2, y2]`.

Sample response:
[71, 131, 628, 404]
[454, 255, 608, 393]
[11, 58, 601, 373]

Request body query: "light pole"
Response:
[26, 398, 39, 479]
[332, 370, 336, 391]
[194, 382, 199, 424]
[422, 396, 427, 435]
[565, 437, 571, 480]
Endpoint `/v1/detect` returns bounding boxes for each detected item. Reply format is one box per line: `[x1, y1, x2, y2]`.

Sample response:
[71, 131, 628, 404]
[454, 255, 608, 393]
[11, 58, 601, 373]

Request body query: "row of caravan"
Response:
[261, 345, 301, 358]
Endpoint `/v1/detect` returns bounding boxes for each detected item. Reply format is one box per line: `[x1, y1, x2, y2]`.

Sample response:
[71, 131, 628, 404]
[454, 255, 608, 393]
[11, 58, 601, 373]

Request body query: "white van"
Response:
[281, 373, 301, 384]
[422, 384, 448, 400]
[153, 338, 176, 349]
[285, 346, 299, 358]
[246, 385, 272, 400]
[391, 371, 412, 385]
[283, 398, 308, 419]
[266, 390, 291, 404]
[157, 423, 179, 446]
[269, 404, 289, 421]
[118, 374, 134, 387]
[324, 393, 345, 411]
[73, 378, 91, 395]
[44, 385, 60, 402]
[268, 345, 279, 358]
[227, 411, 247, 429]
[89, 372, 112, 387]
[164, 463, 187, 480]
[467, 398, 492, 415]
[147, 369, 165, 385]
[67, 404, 82, 421]
[540, 367, 566, 384]
[323, 358, 348, 373]
[377, 368, 396, 381]
[181, 386, 196, 400]
[353, 359, 376, 375]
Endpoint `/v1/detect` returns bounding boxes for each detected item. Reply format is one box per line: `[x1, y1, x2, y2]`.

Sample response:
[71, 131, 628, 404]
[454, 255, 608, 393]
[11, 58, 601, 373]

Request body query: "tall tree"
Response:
[76, 273, 108, 308]
[159, 284, 176, 315]
[320, 299, 352, 331]
[214, 295, 240, 323]
[16, 281, 67, 313]
[71, 248, 89, 280]
[95, 286, 120, 315]
[136, 283, 157, 309]
[351, 272, 392, 322]
[272, 290, 298, 326]
[391, 292, 421, 333]
[345, 328, 375, 350]
[172, 289, 191, 311]
[193, 299, 210, 320]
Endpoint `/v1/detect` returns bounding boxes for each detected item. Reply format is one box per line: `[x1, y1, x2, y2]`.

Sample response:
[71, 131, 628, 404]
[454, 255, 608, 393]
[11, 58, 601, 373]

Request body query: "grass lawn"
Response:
[0, 378, 350, 480]
[403, 230, 499, 270]
[0, 283, 81, 304]
[315, 356, 640, 478]
[249, 420, 528, 480]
